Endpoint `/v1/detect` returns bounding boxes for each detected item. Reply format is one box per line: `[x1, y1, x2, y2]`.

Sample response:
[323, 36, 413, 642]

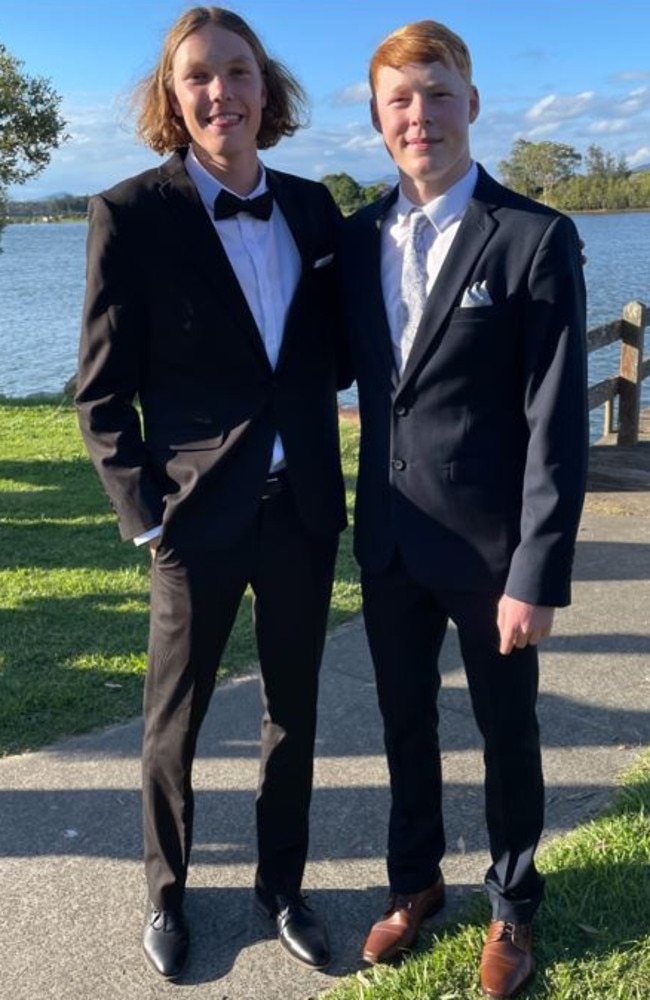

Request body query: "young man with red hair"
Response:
[342, 20, 588, 998]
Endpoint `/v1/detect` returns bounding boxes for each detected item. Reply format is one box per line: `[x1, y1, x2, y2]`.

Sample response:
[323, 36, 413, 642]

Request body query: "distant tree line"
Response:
[4, 177, 390, 222]
[499, 140, 650, 211]
[5, 194, 89, 220]
[4, 143, 649, 223]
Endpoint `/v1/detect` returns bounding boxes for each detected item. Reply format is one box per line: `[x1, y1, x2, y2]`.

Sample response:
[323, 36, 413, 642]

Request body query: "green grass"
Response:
[322, 755, 650, 1000]
[0, 398, 361, 755]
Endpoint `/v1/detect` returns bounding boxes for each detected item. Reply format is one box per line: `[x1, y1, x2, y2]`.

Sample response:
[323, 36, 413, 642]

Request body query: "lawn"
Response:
[0, 398, 361, 755]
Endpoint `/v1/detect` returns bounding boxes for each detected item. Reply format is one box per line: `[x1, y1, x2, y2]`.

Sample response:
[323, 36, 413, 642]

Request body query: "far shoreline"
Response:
[3, 206, 650, 226]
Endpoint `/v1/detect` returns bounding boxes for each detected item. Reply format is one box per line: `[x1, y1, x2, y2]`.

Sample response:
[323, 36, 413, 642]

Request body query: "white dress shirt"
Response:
[381, 161, 479, 371]
[134, 149, 300, 546]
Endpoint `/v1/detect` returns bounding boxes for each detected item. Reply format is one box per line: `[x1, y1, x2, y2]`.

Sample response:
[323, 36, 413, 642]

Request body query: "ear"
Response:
[469, 85, 480, 124]
[370, 97, 381, 133]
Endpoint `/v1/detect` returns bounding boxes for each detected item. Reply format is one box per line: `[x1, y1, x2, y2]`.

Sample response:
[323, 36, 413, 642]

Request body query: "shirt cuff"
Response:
[133, 525, 162, 546]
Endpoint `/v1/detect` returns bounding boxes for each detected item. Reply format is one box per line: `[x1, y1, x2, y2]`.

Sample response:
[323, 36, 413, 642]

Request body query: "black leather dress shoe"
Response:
[142, 904, 189, 979]
[256, 887, 330, 969]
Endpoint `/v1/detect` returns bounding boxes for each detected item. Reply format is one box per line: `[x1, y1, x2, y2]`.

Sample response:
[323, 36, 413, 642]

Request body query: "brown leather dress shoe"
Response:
[362, 875, 445, 964]
[480, 920, 533, 998]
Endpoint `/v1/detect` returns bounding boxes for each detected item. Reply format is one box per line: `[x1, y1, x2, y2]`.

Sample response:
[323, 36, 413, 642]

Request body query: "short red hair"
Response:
[369, 20, 472, 93]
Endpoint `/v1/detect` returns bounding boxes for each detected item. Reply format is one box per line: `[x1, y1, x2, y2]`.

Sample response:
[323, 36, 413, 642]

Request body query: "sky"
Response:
[2, 0, 650, 199]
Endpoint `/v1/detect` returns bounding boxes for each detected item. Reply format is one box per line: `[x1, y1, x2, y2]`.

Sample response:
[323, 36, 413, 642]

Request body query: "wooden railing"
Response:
[587, 300, 648, 445]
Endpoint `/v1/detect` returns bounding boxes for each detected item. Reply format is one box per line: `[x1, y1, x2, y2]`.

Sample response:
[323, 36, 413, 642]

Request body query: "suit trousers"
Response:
[142, 483, 338, 910]
[362, 552, 545, 922]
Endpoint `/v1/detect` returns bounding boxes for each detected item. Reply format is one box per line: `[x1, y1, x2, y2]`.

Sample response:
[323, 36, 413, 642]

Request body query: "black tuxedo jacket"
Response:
[342, 165, 588, 606]
[77, 151, 346, 547]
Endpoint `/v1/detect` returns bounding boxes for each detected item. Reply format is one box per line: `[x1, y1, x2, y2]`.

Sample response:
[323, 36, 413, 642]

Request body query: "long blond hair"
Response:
[135, 6, 308, 153]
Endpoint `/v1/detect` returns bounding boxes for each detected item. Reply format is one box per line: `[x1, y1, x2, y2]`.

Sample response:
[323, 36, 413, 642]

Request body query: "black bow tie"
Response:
[213, 188, 273, 222]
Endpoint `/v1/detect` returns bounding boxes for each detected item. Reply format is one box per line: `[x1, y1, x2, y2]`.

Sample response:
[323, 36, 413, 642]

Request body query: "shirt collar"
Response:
[395, 161, 478, 234]
[185, 145, 267, 215]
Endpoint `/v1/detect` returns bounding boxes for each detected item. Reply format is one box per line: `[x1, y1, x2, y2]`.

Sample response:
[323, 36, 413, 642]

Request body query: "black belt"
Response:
[261, 469, 288, 500]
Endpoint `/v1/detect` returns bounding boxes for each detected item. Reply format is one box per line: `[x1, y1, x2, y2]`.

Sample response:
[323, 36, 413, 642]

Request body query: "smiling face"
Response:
[371, 58, 479, 205]
[169, 23, 267, 190]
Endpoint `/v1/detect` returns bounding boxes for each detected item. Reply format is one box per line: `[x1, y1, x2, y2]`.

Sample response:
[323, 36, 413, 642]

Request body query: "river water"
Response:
[0, 212, 648, 442]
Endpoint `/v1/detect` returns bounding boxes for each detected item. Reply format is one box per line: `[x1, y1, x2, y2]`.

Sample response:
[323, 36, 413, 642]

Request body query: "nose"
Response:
[410, 94, 432, 125]
[208, 74, 230, 101]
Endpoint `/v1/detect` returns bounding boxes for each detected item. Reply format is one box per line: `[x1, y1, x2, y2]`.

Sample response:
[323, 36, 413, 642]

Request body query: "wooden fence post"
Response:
[617, 300, 647, 446]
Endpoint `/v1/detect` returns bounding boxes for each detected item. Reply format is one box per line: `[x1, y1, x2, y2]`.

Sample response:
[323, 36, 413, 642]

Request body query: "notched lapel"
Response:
[355, 194, 399, 384]
[400, 199, 497, 384]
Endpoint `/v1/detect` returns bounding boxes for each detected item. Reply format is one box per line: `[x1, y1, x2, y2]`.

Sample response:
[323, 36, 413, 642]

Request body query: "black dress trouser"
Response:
[142, 484, 337, 910]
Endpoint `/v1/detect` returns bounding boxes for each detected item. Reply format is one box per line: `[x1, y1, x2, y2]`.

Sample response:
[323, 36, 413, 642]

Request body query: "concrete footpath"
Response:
[1, 490, 649, 998]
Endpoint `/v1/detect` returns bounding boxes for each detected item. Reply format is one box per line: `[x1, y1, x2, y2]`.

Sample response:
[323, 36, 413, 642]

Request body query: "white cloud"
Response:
[526, 91, 597, 123]
[265, 123, 389, 182]
[616, 71, 650, 82]
[588, 118, 635, 135]
[330, 81, 371, 107]
[629, 146, 650, 167]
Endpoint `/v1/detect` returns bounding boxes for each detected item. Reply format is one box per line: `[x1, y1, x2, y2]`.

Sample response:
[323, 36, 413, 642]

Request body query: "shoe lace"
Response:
[493, 921, 530, 948]
[385, 893, 414, 915]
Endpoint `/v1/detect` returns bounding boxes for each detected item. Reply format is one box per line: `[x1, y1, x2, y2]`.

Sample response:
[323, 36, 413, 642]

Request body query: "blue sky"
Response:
[2, 0, 649, 198]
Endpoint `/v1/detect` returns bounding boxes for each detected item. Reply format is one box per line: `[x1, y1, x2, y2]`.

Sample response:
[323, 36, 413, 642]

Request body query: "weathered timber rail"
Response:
[587, 299, 648, 446]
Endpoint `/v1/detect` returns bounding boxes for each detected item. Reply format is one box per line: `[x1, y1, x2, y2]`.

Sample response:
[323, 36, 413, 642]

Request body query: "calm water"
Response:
[0, 213, 648, 441]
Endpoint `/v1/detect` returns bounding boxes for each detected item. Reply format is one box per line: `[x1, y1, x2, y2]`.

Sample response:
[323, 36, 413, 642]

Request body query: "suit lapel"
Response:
[157, 153, 272, 370]
[264, 170, 312, 370]
[400, 170, 497, 386]
[358, 189, 401, 387]
[265, 170, 309, 265]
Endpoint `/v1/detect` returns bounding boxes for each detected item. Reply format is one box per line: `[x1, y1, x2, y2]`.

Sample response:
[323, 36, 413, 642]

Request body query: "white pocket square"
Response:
[313, 253, 335, 269]
[460, 280, 493, 308]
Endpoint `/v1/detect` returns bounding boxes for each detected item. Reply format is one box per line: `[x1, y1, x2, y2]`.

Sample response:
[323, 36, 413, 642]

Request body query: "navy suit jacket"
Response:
[342, 165, 588, 606]
[77, 151, 347, 548]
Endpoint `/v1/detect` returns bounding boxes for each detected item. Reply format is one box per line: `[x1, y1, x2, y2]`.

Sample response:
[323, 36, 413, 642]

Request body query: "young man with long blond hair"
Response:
[77, 6, 346, 980]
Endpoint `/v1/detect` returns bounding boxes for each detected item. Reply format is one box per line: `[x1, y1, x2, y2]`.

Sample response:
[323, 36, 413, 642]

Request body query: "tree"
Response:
[320, 172, 367, 214]
[363, 181, 392, 205]
[499, 139, 582, 203]
[584, 143, 630, 180]
[0, 43, 67, 192]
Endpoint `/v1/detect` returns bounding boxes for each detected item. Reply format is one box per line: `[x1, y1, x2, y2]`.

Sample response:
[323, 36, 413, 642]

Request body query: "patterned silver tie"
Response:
[398, 209, 431, 372]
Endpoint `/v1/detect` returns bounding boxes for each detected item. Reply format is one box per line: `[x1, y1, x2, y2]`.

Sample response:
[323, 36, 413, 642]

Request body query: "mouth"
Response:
[406, 136, 440, 148]
[207, 112, 244, 127]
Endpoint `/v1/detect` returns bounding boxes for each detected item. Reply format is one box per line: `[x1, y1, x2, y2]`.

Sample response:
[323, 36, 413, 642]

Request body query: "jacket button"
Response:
[394, 404, 408, 417]
[392, 458, 406, 471]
